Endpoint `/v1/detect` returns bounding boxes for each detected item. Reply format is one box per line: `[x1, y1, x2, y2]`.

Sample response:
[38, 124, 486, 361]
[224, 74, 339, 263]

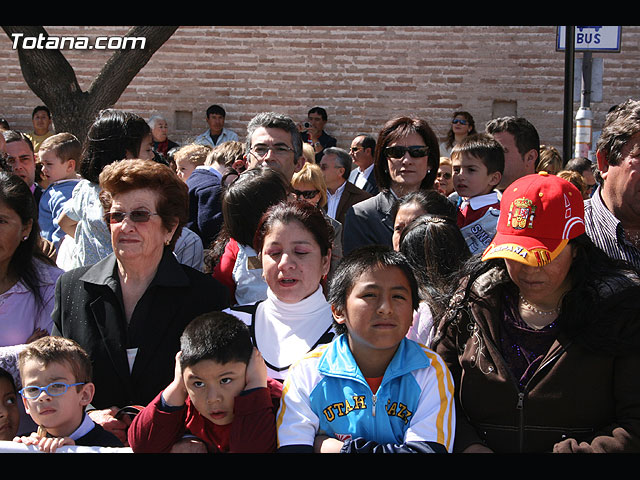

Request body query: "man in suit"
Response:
[320, 147, 371, 226]
[348, 134, 378, 195]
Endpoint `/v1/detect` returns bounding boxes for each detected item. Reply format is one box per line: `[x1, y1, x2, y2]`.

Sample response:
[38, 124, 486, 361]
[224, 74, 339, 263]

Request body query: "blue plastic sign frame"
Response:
[557, 26, 621, 52]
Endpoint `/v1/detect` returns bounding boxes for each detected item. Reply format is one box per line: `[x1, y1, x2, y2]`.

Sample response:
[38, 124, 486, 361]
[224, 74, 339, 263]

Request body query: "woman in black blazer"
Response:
[51, 159, 228, 445]
[343, 116, 441, 255]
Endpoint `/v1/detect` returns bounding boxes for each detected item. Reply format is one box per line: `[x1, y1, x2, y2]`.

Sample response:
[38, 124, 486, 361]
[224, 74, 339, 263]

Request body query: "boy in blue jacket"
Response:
[277, 245, 455, 453]
[37, 133, 81, 250]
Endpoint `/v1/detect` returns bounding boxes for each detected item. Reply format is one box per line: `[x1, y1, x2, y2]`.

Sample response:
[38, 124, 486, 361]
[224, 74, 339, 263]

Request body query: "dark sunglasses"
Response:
[384, 145, 429, 159]
[104, 210, 160, 224]
[292, 189, 319, 199]
[452, 119, 469, 125]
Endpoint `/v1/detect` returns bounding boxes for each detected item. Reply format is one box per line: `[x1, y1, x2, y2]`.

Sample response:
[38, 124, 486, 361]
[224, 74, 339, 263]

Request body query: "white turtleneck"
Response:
[226, 285, 334, 381]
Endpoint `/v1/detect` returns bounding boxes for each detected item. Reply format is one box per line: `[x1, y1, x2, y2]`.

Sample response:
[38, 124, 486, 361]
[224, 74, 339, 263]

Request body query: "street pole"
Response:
[563, 26, 575, 165]
[575, 51, 593, 160]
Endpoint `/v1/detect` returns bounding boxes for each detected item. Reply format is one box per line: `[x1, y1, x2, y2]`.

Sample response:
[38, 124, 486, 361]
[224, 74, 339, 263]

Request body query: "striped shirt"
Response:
[584, 186, 640, 270]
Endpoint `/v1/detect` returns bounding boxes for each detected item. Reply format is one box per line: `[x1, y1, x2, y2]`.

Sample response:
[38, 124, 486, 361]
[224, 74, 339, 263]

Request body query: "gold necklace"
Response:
[519, 294, 559, 317]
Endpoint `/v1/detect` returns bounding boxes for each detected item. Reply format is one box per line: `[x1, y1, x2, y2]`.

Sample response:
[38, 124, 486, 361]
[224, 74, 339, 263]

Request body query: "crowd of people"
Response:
[1, 99, 640, 454]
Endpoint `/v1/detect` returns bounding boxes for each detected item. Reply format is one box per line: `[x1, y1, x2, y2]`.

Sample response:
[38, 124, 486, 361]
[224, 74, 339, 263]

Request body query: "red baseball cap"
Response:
[481, 172, 585, 267]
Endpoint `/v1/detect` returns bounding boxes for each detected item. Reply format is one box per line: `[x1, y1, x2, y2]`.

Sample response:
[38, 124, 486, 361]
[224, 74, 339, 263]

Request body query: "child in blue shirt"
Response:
[277, 245, 455, 453]
[37, 133, 81, 250]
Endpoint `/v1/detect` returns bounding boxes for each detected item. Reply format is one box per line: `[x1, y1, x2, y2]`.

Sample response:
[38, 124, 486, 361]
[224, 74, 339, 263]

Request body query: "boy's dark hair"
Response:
[18, 336, 93, 385]
[32, 105, 51, 118]
[39, 132, 82, 166]
[452, 133, 505, 175]
[328, 245, 419, 336]
[180, 311, 253, 369]
[206, 104, 226, 118]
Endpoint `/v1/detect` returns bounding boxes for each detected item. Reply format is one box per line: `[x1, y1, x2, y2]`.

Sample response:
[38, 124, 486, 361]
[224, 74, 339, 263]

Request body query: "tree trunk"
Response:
[1, 25, 179, 145]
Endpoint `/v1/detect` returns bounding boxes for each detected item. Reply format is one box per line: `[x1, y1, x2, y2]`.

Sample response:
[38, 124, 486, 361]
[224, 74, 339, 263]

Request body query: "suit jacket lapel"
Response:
[128, 250, 191, 380]
[81, 255, 132, 390]
[335, 184, 352, 224]
[378, 190, 397, 232]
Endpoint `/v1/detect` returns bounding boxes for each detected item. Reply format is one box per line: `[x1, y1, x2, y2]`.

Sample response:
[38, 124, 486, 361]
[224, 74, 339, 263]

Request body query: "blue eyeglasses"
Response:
[452, 119, 469, 125]
[19, 382, 86, 399]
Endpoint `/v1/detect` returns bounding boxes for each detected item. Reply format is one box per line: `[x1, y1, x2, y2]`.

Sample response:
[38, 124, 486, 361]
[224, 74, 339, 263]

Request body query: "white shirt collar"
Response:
[463, 190, 501, 210]
[358, 163, 374, 177]
[327, 180, 347, 198]
[69, 413, 96, 441]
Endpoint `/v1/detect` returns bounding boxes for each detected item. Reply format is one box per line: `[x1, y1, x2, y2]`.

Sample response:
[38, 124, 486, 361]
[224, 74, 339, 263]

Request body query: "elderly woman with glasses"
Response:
[51, 159, 229, 446]
[342, 116, 441, 255]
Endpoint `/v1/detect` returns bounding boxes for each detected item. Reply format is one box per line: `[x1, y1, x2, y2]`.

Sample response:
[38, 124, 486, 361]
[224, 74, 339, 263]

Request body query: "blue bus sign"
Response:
[557, 26, 621, 52]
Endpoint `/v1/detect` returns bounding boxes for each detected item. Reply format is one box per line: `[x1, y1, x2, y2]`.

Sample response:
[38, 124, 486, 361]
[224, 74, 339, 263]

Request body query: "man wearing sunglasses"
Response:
[348, 134, 378, 195]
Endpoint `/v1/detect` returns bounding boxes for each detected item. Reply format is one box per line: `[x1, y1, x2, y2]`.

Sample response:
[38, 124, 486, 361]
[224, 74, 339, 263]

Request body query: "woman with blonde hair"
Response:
[291, 163, 342, 273]
[536, 144, 563, 175]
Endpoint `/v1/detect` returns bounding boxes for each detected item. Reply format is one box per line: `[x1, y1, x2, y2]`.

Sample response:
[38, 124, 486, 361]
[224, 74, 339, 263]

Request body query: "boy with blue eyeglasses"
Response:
[14, 336, 122, 452]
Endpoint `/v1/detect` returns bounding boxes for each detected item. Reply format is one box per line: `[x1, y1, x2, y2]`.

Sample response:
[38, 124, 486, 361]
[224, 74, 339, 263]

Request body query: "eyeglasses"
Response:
[19, 382, 86, 399]
[384, 145, 429, 159]
[437, 172, 452, 180]
[249, 144, 295, 159]
[104, 210, 160, 224]
[349, 146, 363, 153]
[452, 119, 469, 125]
[292, 189, 319, 199]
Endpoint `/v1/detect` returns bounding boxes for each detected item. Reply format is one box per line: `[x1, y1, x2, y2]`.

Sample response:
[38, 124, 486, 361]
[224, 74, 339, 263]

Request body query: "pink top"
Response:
[0, 260, 63, 347]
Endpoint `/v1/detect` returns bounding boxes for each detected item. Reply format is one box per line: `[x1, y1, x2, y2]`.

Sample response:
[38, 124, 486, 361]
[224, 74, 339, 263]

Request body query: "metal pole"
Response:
[575, 51, 594, 160]
[563, 26, 575, 165]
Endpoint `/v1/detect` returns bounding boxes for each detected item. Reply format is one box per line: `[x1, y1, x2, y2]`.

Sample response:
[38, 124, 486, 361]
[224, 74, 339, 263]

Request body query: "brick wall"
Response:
[1, 25, 638, 157]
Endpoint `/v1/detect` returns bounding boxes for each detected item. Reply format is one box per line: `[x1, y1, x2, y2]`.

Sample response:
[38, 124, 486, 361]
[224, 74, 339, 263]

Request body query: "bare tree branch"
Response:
[1, 25, 179, 143]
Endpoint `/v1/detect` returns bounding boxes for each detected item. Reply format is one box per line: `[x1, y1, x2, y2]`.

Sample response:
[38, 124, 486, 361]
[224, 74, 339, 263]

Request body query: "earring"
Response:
[22, 236, 28, 241]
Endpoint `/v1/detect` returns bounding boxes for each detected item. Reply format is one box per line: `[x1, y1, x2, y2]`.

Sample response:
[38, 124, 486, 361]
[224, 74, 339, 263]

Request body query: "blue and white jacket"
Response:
[277, 335, 456, 453]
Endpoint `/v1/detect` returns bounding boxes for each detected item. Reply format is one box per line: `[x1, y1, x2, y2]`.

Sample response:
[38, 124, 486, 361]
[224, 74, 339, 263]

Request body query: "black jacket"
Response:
[52, 249, 229, 410]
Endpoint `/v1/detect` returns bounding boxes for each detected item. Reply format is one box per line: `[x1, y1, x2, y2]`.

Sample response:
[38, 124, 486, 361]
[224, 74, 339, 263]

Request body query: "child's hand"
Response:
[244, 348, 267, 391]
[14, 432, 75, 453]
[314, 434, 344, 453]
[162, 351, 188, 407]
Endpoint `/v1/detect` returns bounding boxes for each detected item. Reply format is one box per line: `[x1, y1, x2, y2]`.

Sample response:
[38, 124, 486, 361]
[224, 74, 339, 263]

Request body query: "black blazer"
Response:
[51, 249, 229, 410]
[348, 167, 379, 196]
[342, 190, 397, 255]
